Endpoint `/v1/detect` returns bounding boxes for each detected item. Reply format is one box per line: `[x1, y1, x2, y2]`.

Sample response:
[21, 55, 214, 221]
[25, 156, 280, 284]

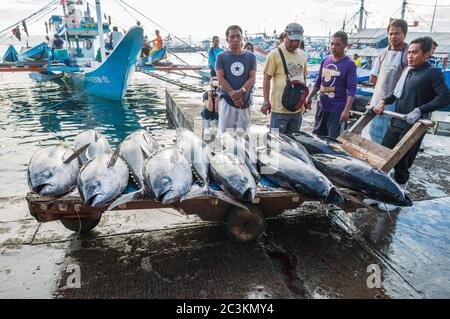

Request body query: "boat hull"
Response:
[81, 26, 143, 100]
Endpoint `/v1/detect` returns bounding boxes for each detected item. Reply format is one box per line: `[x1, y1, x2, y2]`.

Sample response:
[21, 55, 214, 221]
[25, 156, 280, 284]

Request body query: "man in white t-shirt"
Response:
[363, 19, 409, 144]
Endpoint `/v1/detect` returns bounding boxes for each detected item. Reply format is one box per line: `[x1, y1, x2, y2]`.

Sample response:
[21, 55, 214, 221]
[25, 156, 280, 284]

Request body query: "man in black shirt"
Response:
[374, 37, 450, 196]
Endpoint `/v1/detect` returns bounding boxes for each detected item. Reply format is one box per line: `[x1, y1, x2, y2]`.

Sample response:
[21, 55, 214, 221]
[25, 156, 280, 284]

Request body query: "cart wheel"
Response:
[60, 217, 101, 235]
[226, 205, 266, 243]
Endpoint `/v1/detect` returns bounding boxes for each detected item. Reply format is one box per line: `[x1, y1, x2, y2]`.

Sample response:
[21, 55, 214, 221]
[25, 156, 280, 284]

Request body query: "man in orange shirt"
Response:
[151, 30, 163, 50]
[148, 30, 163, 64]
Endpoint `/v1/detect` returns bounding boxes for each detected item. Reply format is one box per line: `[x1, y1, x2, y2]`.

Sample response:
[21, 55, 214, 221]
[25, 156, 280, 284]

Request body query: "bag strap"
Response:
[277, 48, 290, 82]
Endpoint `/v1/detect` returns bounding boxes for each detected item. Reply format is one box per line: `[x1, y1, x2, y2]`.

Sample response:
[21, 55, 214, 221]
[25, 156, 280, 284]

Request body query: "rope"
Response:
[0, 0, 59, 38]
[117, 0, 209, 60]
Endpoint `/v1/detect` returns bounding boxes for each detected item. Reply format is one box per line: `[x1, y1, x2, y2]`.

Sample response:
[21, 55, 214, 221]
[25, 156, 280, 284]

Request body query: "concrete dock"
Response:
[1, 77, 450, 299]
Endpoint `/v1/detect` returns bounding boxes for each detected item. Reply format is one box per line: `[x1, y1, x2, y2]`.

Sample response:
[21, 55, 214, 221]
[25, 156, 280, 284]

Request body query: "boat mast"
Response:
[62, 2, 71, 48]
[95, 0, 105, 62]
[401, 0, 407, 19]
[430, 0, 438, 32]
[358, 0, 365, 31]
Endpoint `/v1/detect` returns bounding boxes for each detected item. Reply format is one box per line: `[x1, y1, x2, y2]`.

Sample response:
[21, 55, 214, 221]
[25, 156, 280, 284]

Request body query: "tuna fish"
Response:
[209, 152, 256, 202]
[265, 132, 314, 165]
[106, 130, 159, 210]
[73, 129, 112, 165]
[176, 129, 210, 186]
[220, 132, 260, 182]
[257, 148, 344, 204]
[312, 154, 412, 206]
[119, 130, 158, 188]
[27, 144, 90, 196]
[78, 150, 129, 207]
[289, 131, 351, 157]
[144, 148, 193, 204]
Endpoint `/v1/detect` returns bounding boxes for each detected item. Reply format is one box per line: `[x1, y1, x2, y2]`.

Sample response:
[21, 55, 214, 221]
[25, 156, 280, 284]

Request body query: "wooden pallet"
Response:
[338, 110, 435, 173]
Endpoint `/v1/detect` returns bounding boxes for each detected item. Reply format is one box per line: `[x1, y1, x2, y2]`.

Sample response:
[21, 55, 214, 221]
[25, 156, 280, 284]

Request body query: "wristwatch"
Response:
[241, 87, 247, 94]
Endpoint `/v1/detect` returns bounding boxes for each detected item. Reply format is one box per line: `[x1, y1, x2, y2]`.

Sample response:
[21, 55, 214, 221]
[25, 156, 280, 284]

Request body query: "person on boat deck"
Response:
[363, 19, 409, 144]
[141, 35, 151, 58]
[201, 77, 221, 139]
[244, 42, 254, 52]
[45, 35, 52, 47]
[305, 31, 357, 139]
[262, 23, 308, 135]
[216, 25, 257, 138]
[370, 36, 450, 211]
[428, 40, 439, 68]
[352, 53, 362, 67]
[52, 34, 64, 50]
[110, 26, 124, 49]
[208, 36, 223, 77]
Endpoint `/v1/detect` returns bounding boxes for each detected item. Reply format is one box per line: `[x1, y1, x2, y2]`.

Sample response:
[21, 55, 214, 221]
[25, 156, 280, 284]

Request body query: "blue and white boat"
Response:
[2, 45, 19, 63]
[19, 0, 143, 101]
[67, 26, 143, 100]
[19, 42, 50, 62]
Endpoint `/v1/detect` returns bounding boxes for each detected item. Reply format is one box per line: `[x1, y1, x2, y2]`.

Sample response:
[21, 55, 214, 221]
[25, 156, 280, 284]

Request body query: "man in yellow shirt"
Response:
[352, 53, 362, 67]
[261, 23, 308, 134]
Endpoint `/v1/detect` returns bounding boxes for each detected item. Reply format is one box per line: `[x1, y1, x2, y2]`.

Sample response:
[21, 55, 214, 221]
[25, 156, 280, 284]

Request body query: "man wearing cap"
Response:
[305, 31, 357, 139]
[261, 23, 308, 134]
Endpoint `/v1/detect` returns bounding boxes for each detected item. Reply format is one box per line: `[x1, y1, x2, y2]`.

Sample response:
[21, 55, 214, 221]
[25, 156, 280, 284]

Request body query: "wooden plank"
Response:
[338, 131, 393, 169]
[380, 122, 428, 172]
[348, 111, 376, 135]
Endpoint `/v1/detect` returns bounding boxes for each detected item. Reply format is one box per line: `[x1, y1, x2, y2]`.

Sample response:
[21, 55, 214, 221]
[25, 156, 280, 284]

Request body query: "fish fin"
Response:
[210, 190, 249, 211]
[107, 190, 143, 211]
[140, 144, 153, 159]
[142, 131, 155, 146]
[180, 184, 209, 202]
[64, 143, 90, 164]
[107, 146, 122, 168]
[326, 187, 345, 204]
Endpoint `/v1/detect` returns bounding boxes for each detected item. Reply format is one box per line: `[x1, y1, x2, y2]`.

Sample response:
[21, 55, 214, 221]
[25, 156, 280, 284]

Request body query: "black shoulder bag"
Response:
[278, 48, 309, 112]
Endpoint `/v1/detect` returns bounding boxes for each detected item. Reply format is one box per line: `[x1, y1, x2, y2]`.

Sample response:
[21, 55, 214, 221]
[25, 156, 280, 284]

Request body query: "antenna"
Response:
[430, 0, 438, 32]
[359, 0, 365, 31]
[401, 0, 407, 19]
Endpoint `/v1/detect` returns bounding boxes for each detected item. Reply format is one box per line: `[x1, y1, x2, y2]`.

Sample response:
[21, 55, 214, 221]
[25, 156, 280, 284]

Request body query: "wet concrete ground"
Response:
[1, 180, 449, 299]
[1, 90, 450, 299]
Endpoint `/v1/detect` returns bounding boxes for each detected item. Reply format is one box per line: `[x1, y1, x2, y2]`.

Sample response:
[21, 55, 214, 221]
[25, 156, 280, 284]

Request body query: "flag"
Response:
[12, 26, 21, 42]
[22, 20, 29, 37]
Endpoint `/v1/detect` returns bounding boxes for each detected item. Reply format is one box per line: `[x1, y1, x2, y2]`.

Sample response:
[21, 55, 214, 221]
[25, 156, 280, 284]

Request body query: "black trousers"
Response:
[381, 125, 425, 185]
[210, 67, 217, 77]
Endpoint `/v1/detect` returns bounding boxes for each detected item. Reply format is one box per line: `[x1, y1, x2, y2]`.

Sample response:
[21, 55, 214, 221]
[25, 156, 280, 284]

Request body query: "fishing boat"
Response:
[2, 45, 19, 63]
[151, 45, 167, 64]
[1, 0, 143, 101]
[19, 42, 50, 62]
[50, 1, 143, 100]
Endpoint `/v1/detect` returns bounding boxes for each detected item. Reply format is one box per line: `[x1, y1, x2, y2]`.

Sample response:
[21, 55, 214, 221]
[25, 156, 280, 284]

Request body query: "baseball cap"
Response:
[285, 23, 304, 41]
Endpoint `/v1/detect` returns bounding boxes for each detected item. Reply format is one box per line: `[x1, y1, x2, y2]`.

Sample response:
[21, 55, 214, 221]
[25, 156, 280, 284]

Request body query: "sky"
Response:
[1, 0, 450, 42]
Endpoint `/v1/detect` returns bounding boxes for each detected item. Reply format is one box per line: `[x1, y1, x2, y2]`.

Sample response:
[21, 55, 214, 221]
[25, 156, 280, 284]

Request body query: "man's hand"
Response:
[229, 90, 243, 102]
[406, 108, 422, 125]
[235, 98, 244, 108]
[373, 100, 386, 115]
[340, 109, 350, 123]
[261, 101, 271, 115]
[305, 96, 312, 108]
